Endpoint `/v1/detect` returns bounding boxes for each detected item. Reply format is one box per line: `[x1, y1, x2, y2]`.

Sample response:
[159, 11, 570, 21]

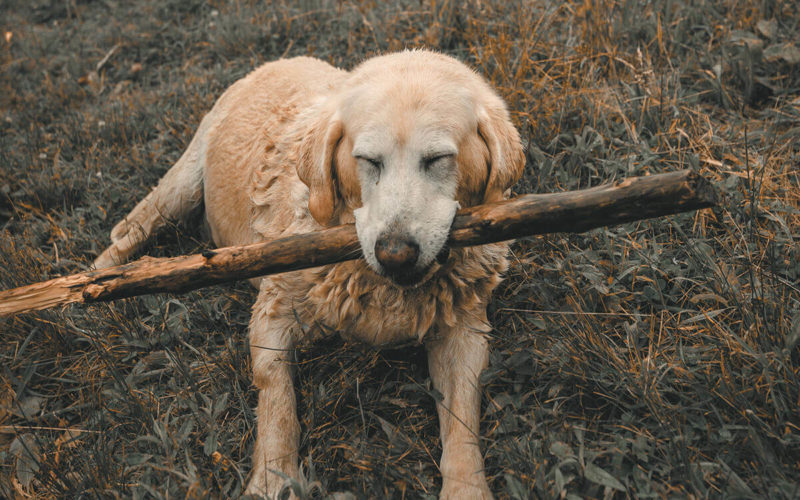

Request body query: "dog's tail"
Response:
[93, 113, 214, 269]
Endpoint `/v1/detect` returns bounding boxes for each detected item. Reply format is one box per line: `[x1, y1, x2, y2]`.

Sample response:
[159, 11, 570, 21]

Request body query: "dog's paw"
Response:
[94, 218, 152, 269]
[440, 480, 494, 500]
[245, 471, 302, 500]
[93, 245, 122, 269]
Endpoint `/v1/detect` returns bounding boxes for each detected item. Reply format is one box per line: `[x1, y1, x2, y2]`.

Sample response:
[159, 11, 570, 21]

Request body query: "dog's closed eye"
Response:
[421, 153, 454, 171]
[355, 155, 383, 172]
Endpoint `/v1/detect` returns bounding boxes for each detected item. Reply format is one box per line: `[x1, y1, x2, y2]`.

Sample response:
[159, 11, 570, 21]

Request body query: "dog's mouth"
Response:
[434, 244, 451, 266]
[379, 244, 450, 288]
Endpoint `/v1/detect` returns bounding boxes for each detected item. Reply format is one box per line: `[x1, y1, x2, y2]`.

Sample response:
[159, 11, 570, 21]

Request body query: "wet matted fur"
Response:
[94, 50, 524, 499]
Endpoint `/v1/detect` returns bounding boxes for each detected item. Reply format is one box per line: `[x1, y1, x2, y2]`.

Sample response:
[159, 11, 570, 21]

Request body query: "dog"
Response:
[94, 49, 524, 499]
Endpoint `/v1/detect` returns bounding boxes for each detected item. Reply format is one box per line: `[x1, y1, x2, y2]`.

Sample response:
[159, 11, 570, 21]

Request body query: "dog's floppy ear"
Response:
[477, 104, 525, 202]
[297, 111, 343, 225]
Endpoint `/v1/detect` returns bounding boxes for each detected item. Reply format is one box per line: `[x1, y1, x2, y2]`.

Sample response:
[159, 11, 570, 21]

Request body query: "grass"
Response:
[1, 0, 799, 498]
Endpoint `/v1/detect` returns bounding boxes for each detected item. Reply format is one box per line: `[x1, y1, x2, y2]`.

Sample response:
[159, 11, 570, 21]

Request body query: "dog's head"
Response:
[298, 50, 524, 287]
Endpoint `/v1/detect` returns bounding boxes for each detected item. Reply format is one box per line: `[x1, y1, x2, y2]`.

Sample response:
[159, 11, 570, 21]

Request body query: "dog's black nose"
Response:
[375, 234, 420, 273]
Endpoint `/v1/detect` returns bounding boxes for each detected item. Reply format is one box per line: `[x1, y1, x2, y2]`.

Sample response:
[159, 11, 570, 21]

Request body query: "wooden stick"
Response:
[0, 170, 717, 317]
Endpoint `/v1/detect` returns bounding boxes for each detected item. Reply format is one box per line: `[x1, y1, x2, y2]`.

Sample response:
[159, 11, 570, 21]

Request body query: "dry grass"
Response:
[1, 0, 798, 498]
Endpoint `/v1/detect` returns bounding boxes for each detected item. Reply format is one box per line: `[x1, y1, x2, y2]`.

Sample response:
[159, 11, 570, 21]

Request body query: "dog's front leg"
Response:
[245, 287, 301, 498]
[427, 323, 493, 500]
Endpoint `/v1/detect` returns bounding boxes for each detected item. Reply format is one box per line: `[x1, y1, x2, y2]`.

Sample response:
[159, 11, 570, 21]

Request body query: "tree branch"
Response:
[0, 170, 717, 317]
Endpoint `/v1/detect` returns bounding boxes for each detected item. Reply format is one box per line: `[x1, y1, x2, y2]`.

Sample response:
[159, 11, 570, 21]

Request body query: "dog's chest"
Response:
[265, 245, 509, 346]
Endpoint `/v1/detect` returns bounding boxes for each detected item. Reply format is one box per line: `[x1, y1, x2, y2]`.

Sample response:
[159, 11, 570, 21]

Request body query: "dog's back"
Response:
[94, 57, 345, 268]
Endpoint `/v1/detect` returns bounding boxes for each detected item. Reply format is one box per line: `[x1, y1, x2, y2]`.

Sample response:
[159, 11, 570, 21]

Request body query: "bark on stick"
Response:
[0, 170, 717, 317]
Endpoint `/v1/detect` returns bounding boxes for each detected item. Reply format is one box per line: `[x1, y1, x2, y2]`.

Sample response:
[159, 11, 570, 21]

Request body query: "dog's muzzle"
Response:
[373, 231, 451, 287]
[374, 232, 420, 283]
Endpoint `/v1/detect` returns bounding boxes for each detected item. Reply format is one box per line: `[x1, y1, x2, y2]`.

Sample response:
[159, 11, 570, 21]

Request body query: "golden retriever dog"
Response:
[94, 49, 524, 499]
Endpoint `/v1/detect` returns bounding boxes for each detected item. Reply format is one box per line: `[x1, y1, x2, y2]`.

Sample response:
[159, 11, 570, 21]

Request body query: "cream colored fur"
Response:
[94, 50, 524, 499]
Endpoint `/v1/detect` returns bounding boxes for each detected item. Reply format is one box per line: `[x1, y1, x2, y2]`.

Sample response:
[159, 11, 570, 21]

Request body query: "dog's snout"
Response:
[374, 234, 420, 272]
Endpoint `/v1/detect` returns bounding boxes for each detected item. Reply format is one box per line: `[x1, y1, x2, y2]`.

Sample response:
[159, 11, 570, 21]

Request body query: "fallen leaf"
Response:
[756, 19, 778, 40]
[54, 428, 83, 448]
[13, 396, 44, 419]
[584, 462, 625, 491]
[549, 441, 574, 459]
[764, 44, 800, 65]
[727, 30, 763, 50]
[10, 434, 40, 488]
